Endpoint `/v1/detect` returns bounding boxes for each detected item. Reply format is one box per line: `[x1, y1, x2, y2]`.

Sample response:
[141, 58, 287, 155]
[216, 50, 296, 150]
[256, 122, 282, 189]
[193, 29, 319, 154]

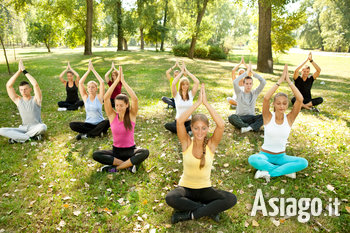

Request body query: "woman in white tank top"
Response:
[248, 64, 308, 182]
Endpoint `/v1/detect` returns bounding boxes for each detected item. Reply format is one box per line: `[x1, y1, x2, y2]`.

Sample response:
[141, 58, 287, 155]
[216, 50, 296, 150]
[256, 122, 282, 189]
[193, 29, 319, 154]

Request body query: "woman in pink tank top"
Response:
[93, 66, 149, 173]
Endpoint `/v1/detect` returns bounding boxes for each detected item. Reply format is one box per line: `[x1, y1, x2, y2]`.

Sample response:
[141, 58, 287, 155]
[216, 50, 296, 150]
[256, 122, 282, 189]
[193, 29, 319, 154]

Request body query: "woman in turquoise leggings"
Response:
[248, 64, 308, 181]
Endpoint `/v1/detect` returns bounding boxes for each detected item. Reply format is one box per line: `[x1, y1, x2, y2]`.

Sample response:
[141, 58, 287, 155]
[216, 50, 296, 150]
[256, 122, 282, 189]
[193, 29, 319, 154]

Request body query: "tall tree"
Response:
[257, 0, 273, 73]
[188, 0, 209, 59]
[84, 0, 93, 55]
[0, 2, 11, 74]
[136, 0, 157, 50]
[160, 0, 168, 51]
[116, 0, 123, 51]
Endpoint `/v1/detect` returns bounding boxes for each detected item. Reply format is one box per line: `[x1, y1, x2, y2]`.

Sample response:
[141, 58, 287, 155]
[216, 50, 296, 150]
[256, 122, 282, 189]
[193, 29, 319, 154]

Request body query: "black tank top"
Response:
[65, 82, 79, 103]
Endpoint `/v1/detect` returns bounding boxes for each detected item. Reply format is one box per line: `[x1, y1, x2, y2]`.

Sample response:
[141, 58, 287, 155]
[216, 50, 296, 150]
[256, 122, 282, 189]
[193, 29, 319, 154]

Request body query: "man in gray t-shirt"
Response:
[0, 59, 47, 143]
[228, 62, 266, 133]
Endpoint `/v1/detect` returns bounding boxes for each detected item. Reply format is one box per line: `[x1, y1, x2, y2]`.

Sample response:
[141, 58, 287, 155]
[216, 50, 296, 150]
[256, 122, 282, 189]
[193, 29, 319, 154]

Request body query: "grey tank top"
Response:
[17, 97, 42, 126]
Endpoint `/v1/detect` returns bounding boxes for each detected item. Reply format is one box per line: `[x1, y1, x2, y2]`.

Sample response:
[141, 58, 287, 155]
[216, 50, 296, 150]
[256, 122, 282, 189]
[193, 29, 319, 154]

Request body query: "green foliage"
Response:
[272, 7, 307, 54]
[172, 43, 226, 60]
[208, 45, 227, 60]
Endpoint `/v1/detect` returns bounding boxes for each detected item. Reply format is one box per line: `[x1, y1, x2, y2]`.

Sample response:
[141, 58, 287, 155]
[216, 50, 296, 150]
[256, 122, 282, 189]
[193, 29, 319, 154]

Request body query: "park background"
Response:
[0, 0, 349, 232]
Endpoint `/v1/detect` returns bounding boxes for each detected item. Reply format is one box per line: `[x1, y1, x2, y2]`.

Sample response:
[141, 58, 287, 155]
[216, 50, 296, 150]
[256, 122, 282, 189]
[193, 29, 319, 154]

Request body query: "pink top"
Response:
[111, 114, 135, 148]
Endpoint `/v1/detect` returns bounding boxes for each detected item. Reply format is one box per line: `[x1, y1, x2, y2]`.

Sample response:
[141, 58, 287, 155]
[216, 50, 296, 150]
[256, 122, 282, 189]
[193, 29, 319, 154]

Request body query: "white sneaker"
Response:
[241, 126, 252, 133]
[58, 107, 67, 111]
[254, 170, 271, 182]
[285, 172, 296, 179]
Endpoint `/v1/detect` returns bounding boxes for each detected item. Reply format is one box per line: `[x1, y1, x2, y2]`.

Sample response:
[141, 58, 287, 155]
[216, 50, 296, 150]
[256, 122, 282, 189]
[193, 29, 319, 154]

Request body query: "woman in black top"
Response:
[58, 62, 84, 111]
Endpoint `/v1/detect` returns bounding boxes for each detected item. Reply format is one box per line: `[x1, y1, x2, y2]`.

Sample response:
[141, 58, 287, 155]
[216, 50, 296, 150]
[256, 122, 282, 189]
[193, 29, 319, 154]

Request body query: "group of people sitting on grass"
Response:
[0, 52, 322, 224]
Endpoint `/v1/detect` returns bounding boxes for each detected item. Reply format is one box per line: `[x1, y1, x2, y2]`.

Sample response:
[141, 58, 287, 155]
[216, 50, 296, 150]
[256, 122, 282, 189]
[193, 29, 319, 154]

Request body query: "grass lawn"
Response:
[0, 49, 349, 232]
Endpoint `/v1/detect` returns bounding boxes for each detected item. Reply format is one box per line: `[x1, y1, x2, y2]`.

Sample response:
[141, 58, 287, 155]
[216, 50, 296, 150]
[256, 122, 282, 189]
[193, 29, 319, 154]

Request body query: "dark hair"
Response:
[243, 76, 252, 83]
[191, 114, 209, 169]
[67, 71, 74, 76]
[19, 81, 30, 87]
[115, 93, 132, 130]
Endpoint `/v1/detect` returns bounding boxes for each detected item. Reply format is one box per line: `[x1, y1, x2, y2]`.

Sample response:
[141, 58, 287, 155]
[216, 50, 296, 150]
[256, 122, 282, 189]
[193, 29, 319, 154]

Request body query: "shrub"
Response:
[208, 45, 227, 60]
[194, 45, 209, 59]
[172, 44, 190, 57]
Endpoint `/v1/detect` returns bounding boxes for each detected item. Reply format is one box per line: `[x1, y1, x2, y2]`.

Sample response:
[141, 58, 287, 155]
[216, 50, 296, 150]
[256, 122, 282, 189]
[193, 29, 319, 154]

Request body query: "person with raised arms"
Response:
[162, 60, 181, 108]
[0, 59, 47, 143]
[292, 52, 323, 112]
[92, 66, 149, 173]
[164, 62, 200, 134]
[228, 62, 266, 133]
[57, 62, 84, 111]
[165, 84, 237, 224]
[227, 56, 248, 107]
[104, 62, 122, 108]
[69, 60, 110, 140]
[248, 64, 308, 182]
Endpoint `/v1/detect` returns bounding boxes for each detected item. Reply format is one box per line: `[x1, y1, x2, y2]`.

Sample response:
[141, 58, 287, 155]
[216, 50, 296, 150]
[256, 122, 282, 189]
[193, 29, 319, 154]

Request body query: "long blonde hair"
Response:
[191, 114, 209, 169]
[178, 77, 190, 100]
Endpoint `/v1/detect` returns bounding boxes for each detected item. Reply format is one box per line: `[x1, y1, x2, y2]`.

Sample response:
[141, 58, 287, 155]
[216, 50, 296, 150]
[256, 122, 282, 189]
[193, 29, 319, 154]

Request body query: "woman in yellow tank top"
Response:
[165, 84, 237, 224]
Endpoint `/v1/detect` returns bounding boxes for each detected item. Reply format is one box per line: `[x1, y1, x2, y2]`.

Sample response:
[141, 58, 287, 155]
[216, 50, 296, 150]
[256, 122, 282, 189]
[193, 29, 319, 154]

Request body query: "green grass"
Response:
[0, 49, 349, 232]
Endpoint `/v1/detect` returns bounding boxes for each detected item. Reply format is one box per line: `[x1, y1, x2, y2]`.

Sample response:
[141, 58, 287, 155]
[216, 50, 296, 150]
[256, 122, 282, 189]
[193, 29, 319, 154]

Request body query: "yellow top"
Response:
[178, 140, 214, 189]
[169, 77, 179, 96]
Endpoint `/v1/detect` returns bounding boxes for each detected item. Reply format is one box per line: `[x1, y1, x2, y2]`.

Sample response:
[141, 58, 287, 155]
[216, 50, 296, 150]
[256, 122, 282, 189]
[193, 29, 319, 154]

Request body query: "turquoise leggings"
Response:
[248, 151, 308, 177]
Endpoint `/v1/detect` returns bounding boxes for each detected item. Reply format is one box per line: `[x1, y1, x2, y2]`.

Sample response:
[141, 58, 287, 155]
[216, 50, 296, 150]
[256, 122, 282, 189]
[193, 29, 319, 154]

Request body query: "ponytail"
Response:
[199, 136, 208, 169]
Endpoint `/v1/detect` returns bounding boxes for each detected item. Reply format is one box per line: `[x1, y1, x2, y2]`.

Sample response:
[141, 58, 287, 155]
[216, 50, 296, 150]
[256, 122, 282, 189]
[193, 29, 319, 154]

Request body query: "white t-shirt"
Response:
[175, 91, 194, 120]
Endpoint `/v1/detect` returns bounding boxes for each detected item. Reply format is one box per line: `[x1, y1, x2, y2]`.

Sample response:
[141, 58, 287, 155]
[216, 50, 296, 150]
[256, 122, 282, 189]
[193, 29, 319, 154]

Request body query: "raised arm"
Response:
[262, 65, 287, 125]
[89, 62, 105, 103]
[68, 62, 80, 86]
[59, 64, 68, 85]
[252, 71, 266, 94]
[201, 84, 225, 152]
[120, 66, 138, 119]
[231, 57, 243, 81]
[20, 60, 42, 106]
[171, 68, 184, 98]
[293, 54, 309, 80]
[166, 61, 177, 81]
[6, 63, 22, 105]
[177, 88, 202, 150]
[105, 62, 116, 83]
[308, 53, 321, 79]
[286, 66, 303, 125]
[79, 62, 91, 102]
[104, 66, 121, 122]
[185, 66, 200, 97]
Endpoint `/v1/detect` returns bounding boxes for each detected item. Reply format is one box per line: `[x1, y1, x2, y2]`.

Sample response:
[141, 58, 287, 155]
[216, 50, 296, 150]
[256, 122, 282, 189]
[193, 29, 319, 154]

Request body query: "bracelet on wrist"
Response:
[276, 83, 280, 86]
[23, 70, 28, 75]
[310, 59, 313, 63]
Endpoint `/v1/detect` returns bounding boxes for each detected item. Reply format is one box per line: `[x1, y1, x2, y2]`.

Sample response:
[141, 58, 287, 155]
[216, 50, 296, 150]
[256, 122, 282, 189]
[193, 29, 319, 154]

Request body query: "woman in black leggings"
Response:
[165, 84, 237, 224]
[57, 62, 84, 111]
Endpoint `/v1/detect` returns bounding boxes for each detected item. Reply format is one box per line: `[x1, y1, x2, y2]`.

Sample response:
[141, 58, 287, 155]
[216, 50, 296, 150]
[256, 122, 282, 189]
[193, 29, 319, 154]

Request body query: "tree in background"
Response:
[84, 0, 93, 55]
[136, 0, 158, 50]
[0, 2, 11, 74]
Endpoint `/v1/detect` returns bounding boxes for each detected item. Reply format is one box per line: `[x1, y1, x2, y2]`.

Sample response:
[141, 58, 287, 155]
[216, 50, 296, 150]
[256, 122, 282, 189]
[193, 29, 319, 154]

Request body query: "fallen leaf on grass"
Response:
[245, 203, 252, 210]
[107, 174, 113, 180]
[26, 212, 33, 216]
[346, 206, 350, 213]
[73, 210, 81, 216]
[63, 204, 69, 208]
[271, 218, 280, 227]
[252, 220, 259, 227]
[137, 216, 143, 222]
[223, 163, 229, 168]
[280, 218, 286, 223]
[244, 221, 249, 227]
[29, 200, 36, 208]
[142, 200, 148, 205]
[62, 196, 71, 200]
[59, 220, 66, 227]
[326, 184, 335, 192]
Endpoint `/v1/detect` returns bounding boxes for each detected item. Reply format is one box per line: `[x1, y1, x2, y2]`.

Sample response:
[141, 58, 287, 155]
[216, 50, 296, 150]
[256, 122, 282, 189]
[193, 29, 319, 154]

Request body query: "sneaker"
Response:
[254, 170, 271, 182]
[171, 211, 192, 224]
[311, 107, 320, 113]
[8, 138, 17, 144]
[210, 213, 220, 222]
[101, 165, 118, 173]
[31, 135, 42, 141]
[285, 172, 296, 179]
[127, 165, 137, 174]
[58, 107, 67, 111]
[241, 126, 252, 133]
[76, 134, 87, 140]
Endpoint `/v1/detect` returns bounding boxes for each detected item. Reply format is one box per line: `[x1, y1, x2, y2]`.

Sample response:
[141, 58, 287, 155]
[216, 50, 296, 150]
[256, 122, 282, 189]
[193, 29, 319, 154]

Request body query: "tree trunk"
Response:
[46, 43, 51, 53]
[257, 0, 273, 73]
[140, 27, 144, 50]
[123, 38, 128, 51]
[84, 0, 93, 55]
[0, 35, 11, 74]
[116, 0, 123, 51]
[188, 0, 209, 59]
[315, 12, 324, 51]
[160, 0, 168, 51]
[13, 39, 16, 61]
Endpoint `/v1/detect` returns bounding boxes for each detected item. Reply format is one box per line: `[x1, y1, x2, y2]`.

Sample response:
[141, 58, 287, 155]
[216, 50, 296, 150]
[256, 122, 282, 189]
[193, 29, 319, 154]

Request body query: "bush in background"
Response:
[172, 44, 226, 60]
